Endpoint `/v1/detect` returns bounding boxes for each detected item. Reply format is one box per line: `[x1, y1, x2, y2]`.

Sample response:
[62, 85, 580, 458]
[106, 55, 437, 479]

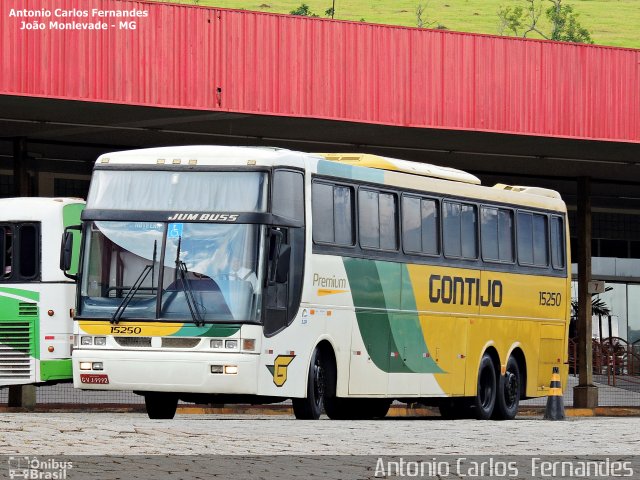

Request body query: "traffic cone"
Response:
[543, 366, 565, 420]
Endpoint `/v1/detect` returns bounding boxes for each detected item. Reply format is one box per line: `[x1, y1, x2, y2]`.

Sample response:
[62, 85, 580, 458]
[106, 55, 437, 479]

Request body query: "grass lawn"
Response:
[149, 0, 640, 49]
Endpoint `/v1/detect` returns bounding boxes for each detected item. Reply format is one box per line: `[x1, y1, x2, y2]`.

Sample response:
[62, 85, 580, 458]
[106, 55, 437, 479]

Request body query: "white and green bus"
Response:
[70, 146, 569, 420]
[0, 197, 84, 386]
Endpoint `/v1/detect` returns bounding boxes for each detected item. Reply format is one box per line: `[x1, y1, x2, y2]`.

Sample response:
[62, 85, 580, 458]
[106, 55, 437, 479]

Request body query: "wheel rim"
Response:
[503, 369, 519, 408]
[312, 355, 325, 410]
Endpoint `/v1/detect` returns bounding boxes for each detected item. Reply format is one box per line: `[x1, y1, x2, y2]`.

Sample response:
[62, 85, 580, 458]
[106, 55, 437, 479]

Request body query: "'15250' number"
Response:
[539, 291, 562, 307]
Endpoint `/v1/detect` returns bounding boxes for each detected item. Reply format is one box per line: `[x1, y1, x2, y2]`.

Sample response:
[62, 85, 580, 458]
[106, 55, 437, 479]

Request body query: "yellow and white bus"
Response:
[0, 197, 84, 386]
[69, 146, 569, 420]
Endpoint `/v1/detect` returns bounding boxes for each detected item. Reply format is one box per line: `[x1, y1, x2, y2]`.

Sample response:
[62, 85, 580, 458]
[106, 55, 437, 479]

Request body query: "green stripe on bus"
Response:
[343, 258, 442, 374]
[0, 287, 40, 302]
[174, 324, 241, 337]
[40, 359, 72, 381]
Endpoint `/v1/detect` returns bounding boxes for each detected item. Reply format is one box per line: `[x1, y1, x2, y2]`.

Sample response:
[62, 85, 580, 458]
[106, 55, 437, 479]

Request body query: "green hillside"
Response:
[154, 0, 640, 49]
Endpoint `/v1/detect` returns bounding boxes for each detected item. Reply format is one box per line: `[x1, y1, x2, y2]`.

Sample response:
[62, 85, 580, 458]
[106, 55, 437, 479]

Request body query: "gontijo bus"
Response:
[0, 197, 84, 386]
[67, 146, 569, 420]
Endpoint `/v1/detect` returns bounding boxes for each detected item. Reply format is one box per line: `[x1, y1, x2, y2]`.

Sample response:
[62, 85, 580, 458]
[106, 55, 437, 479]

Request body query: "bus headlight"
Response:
[79, 362, 92, 370]
[92, 362, 104, 371]
[224, 365, 238, 374]
[225, 339, 238, 350]
[94, 337, 106, 346]
[80, 336, 92, 346]
[210, 339, 223, 349]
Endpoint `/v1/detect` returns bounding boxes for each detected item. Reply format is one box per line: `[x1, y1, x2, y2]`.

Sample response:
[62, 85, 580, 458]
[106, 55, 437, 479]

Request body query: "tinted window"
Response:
[312, 182, 334, 243]
[518, 212, 548, 266]
[532, 214, 549, 266]
[551, 216, 565, 269]
[443, 201, 477, 259]
[402, 196, 439, 255]
[359, 189, 397, 251]
[334, 186, 353, 245]
[481, 207, 514, 263]
[358, 189, 380, 248]
[379, 193, 397, 250]
[18, 225, 38, 279]
[498, 209, 514, 262]
[1, 226, 12, 280]
[312, 182, 354, 246]
[272, 170, 304, 221]
[402, 196, 421, 253]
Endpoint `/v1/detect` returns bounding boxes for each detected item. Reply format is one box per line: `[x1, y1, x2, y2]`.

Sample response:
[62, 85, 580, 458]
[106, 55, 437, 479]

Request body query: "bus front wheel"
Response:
[471, 354, 497, 420]
[144, 392, 178, 419]
[292, 347, 334, 420]
[493, 356, 521, 420]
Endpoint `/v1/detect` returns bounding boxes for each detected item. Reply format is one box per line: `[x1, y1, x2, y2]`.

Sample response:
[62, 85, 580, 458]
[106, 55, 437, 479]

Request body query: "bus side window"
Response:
[1, 225, 10, 279]
[443, 201, 477, 260]
[551, 216, 565, 269]
[19, 225, 38, 279]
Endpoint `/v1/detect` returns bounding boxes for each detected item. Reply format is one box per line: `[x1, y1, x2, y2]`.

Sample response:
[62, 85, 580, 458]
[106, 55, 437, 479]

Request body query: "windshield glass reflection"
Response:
[80, 221, 263, 323]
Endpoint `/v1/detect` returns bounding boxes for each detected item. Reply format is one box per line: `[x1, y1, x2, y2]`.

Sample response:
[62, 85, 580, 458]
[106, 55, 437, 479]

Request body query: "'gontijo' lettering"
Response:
[428, 274, 503, 307]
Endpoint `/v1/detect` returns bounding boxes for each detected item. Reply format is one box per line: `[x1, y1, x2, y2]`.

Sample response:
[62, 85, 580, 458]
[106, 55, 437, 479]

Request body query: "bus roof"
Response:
[318, 153, 481, 185]
[0, 197, 84, 221]
[94, 146, 565, 212]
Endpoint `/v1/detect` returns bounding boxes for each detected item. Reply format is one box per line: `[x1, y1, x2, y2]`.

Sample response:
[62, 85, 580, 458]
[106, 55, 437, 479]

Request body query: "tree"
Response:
[546, 0, 593, 43]
[416, 2, 446, 30]
[497, 4, 525, 36]
[497, 0, 594, 44]
[290, 4, 319, 17]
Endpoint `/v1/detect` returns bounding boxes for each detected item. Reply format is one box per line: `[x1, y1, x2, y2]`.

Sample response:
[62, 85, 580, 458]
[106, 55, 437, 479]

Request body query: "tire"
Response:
[493, 356, 521, 420]
[144, 392, 178, 419]
[293, 348, 332, 420]
[471, 354, 497, 420]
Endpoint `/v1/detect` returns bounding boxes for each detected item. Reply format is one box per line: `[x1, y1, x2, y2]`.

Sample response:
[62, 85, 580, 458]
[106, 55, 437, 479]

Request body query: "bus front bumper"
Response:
[72, 349, 259, 394]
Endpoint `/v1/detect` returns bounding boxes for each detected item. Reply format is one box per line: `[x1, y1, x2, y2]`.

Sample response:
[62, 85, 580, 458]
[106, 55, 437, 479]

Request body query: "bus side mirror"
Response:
[60, 225, 81, 281]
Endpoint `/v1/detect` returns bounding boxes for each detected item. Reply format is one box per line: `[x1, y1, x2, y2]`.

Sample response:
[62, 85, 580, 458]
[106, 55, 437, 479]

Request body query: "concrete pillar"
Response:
[8, 385, 36, 410]
[573, 176, 598, 408]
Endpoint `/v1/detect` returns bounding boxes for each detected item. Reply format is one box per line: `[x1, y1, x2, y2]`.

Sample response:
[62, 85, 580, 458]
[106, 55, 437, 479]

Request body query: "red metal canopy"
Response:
[2, 0, 638, 144]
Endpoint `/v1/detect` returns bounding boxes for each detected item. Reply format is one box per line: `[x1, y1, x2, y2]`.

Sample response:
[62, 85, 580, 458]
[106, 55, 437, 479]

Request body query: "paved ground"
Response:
[1, 412, 639, 456]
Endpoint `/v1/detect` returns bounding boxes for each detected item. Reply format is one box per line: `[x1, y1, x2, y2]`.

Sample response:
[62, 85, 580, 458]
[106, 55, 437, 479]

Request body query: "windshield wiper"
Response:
[175, 236, 204, 327]
[111, 265, 153, 324]
[110, 241, 157, 325]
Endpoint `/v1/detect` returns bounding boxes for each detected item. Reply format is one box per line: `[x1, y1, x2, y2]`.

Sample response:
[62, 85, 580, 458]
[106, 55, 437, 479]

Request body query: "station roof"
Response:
[1, 0, 639, 210]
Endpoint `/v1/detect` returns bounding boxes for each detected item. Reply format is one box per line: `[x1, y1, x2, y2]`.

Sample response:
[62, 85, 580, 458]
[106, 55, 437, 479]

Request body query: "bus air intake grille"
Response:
[18, 303, 38, 317]
[161, 337, 201, 348]
[0, 321, 34, 379]
[114, 337, 152, 348]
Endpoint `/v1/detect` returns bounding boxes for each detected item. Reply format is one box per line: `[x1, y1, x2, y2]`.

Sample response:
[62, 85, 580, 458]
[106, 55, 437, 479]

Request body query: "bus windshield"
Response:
[80, 221, 264, 323]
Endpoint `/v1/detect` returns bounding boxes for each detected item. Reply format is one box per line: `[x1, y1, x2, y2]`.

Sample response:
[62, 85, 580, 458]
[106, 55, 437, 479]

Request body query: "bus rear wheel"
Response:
[144, 392, 178, 419]
[493, 356, 521, 420]
[292, 347, 333, 420]
[471, 354, 497, 420]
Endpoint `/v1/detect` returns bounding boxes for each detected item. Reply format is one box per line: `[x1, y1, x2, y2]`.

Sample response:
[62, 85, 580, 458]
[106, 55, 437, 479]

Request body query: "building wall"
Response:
[1, 0, 639, 143]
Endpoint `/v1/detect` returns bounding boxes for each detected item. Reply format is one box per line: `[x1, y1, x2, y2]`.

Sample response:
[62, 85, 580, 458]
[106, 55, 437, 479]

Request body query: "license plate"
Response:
[80, 374, 109, 384]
